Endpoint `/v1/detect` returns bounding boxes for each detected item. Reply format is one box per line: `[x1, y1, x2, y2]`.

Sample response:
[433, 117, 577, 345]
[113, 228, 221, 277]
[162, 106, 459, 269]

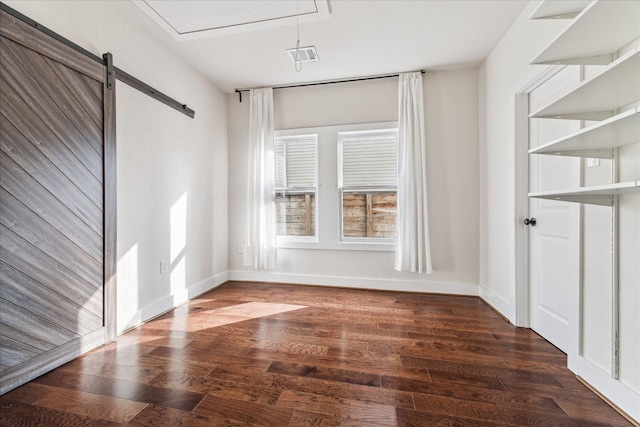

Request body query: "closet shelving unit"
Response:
[529, 107, 639, 159]
[531, 0, 640, 65]
[528, 0, 639, 408]
[528, 181, 640, 206]
[528, 0, 640, 207]
[531, 50, 639, 121]
[529, 0, 591, 20]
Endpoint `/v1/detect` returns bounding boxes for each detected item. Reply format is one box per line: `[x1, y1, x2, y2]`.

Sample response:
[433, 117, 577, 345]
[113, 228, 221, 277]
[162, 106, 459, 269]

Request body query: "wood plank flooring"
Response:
[0, 281, 634, 426]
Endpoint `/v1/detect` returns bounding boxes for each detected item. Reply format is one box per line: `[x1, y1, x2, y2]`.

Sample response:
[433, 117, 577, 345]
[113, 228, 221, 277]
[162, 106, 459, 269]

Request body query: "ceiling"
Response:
[129, 0, 528, 94]
[135, 0, 330, 39]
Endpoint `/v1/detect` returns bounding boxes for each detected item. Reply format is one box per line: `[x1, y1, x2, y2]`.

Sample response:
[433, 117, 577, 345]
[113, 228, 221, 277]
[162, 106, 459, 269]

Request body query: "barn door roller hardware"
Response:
[104, 53, 114, 90]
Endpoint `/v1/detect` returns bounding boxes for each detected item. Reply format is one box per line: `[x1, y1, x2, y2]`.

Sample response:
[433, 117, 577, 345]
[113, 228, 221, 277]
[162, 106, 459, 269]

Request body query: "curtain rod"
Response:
[234, 70, 425, 102]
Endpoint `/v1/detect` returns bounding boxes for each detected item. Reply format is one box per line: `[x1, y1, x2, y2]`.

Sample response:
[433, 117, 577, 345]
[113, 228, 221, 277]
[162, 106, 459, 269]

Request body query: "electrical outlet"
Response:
[237, 244, 244, 254]
[160, 260, 168, 274]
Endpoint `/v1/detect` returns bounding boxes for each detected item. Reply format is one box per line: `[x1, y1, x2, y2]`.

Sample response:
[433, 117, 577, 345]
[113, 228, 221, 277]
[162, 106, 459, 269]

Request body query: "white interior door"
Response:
[528, 67, 581, 353]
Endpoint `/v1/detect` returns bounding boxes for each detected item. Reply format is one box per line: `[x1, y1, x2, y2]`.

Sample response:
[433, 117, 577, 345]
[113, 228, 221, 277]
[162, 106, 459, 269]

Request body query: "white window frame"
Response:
[337, 128, 398, 244]
[275, 122, 397, 252]
[274, 133, 319, 244]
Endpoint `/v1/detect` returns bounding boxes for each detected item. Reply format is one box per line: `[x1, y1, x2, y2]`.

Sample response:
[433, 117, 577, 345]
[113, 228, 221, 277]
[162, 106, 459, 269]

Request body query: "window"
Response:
[273, 122, 397, 251]
[338, 129, 398, 241]
[274, 134, 318, 240]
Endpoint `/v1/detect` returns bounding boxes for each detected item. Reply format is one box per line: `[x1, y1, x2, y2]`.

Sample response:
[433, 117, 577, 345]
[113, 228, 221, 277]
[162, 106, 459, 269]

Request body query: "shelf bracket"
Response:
[611, 148, 620, 379]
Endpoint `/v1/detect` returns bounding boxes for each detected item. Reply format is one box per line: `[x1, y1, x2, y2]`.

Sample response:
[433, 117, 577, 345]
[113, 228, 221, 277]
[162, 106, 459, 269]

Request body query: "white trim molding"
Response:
[132, 0, 330, 40]
[569, 354, 640, 423]
[228, 270, 478, 296]
[118, 271, 228, 334]
[478, 285, 514, 323]
[513, 65, 567, 328]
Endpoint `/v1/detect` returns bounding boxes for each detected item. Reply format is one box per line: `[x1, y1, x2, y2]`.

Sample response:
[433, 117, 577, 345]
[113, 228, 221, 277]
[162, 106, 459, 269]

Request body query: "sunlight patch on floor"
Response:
[153, 301, 307, 332]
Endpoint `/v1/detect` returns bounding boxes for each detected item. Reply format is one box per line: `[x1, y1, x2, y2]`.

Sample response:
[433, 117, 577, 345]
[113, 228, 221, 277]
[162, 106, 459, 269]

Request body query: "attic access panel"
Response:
[134, 0, 330, 40]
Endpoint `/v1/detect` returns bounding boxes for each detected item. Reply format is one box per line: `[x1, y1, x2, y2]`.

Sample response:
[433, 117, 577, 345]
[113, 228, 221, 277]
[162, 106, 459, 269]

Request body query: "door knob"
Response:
[524, 218, 537, 226]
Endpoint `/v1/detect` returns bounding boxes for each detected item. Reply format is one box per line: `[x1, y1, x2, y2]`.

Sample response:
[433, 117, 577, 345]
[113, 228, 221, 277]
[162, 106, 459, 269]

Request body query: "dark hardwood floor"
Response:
[0, 281, 634, 426]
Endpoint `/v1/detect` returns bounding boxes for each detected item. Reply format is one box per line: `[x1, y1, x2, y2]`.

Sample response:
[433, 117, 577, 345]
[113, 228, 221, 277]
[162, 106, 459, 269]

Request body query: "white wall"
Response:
[5, 1, 229, 333]
[228, 70, 479, 294]
[480, 0, 639, 418]
[478, 2, 569, 318]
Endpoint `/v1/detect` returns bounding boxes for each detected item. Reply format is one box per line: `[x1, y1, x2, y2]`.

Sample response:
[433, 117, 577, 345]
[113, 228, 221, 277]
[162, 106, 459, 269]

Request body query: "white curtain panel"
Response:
[395, 72, 433, 273]
[244, 88, 277, 269]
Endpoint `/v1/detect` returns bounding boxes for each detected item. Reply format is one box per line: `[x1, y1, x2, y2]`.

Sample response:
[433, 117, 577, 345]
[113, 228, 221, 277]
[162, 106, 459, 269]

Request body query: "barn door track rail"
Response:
[0, 2, 195, 118]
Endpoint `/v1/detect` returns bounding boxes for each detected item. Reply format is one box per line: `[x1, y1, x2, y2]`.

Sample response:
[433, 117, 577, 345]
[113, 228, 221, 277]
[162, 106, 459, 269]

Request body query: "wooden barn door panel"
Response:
[0, 149, 103, 260]
[0, 115, 103, 234]
[0, 7, 111, 394]
[0, 37, 104, 186]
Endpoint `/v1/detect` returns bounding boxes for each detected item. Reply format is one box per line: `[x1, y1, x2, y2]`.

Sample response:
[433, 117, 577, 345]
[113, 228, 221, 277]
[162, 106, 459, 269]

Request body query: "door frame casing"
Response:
[513, 65, 566, 328]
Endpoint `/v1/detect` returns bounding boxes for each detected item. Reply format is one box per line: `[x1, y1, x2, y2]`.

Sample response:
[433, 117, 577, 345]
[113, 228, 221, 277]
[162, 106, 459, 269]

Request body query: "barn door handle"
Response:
[524, 218, 537, 226]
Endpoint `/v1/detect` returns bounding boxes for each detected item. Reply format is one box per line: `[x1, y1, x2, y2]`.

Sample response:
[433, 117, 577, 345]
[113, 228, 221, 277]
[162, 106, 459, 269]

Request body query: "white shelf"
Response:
[530, 0, 591, 20]
[530, 50, 639, 120]
[529, 108, 640, 158]
[529, 181, 640, 206]
[532, 0, 640, 65]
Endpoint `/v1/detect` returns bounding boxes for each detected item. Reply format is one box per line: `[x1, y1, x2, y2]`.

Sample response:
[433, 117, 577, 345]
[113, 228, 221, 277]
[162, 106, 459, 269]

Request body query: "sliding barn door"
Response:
[0, 9, 115, 394]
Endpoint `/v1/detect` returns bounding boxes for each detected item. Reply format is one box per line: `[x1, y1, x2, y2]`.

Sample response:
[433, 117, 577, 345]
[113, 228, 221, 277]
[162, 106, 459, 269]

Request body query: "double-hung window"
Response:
[274, 134, 318, 240]
[338, 129, 398, 241]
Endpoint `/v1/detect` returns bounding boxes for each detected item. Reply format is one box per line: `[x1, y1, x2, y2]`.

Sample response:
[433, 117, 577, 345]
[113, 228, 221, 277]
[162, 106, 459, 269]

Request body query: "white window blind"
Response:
[339, 131, 398, 187]
[274, 135, 317, 188]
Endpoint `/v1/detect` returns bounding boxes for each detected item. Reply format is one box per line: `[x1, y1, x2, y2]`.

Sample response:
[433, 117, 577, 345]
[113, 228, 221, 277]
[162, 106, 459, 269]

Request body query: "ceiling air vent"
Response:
[287, 46, 319, 63]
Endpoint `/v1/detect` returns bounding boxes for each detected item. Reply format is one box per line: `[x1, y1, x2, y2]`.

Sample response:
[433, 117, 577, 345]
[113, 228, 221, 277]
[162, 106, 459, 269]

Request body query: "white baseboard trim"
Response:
[478, 285, 513, 323]
[186, 271, 229, 299]
[228, 270, 478, 296]
[118, 271, 228, 334]
[569, 354, 640, 423]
